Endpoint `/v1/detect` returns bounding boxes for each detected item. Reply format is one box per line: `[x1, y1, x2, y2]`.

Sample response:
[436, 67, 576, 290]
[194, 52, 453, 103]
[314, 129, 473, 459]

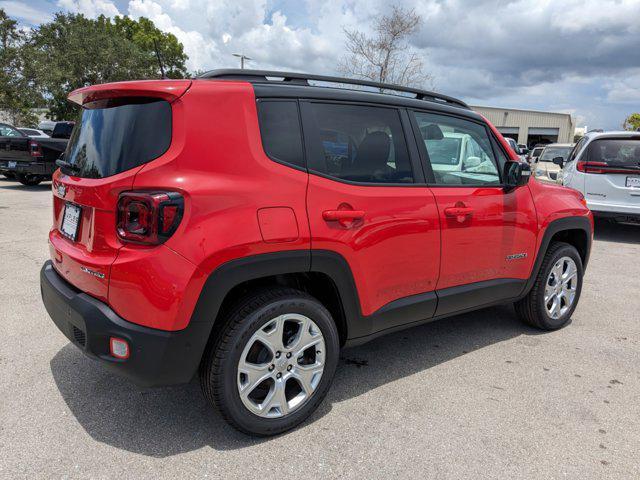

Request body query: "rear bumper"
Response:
[40, 261, 211, 387]
[587, 200, 640, 216]
[0, 160, 55, 176]
[592, 210, 640, 224]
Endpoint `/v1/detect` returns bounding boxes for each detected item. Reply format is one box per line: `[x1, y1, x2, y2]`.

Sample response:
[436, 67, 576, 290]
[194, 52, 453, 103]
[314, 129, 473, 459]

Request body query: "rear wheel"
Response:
[17, 174, 42, 186]
[200, 288, 340, 436]
[2, 172, 16, 180]
[515, 242, 583, 330]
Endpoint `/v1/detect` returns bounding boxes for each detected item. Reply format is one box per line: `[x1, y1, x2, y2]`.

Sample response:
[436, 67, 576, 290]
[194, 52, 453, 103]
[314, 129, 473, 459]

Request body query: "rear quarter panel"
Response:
[108, 80, 311, 330]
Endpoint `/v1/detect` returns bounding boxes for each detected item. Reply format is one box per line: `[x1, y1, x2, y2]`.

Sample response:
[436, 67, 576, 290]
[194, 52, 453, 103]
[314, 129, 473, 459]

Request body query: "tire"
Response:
[199, 287, 340, 436]
[17, 174, 42, 186]
[3, 172, 16, 180]
[515, 241, 583, 330]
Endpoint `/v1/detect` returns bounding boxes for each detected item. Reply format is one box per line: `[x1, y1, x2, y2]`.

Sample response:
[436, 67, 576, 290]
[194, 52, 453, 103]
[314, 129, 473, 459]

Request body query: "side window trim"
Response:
[409, 108, 505, 188]
[299, 99, 422, 187]
[256, 98, 307, 172]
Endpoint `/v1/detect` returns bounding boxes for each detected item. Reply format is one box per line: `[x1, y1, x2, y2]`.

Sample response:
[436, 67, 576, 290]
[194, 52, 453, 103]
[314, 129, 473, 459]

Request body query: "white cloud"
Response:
[56, 0, 120, 18]
[0, 0, 52, 24]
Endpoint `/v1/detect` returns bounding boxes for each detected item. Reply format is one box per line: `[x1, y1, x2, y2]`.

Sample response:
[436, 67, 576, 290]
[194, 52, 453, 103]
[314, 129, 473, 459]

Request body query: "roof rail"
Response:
[197, 69, 470, 110]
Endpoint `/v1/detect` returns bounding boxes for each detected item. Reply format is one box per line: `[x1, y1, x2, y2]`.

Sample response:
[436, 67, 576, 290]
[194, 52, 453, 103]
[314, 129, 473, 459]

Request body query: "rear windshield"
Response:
[64, 97, 171, 178]
[52, 122, 75, 139]
[539, 146, 572, 162]
[589, 138, 640, 166]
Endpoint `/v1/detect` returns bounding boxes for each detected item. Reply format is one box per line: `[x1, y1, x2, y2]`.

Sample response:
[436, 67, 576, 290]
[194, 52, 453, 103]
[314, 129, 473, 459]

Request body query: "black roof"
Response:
[198, 69, 470, 111]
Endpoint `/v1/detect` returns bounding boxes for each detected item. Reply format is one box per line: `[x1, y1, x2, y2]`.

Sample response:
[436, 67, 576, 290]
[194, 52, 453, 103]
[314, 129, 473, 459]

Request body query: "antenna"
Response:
[153, 38, 166, 79]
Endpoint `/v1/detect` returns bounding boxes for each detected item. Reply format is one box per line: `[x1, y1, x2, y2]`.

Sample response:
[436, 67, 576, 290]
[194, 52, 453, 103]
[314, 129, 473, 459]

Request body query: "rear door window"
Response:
[303, 102, 414, 184]
[64, 97, 171, 179]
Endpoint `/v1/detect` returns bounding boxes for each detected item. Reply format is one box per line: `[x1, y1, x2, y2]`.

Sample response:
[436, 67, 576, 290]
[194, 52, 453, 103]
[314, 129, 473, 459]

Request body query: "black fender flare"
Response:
[186, 249, 363, 364]
[520, 216, 592, 296]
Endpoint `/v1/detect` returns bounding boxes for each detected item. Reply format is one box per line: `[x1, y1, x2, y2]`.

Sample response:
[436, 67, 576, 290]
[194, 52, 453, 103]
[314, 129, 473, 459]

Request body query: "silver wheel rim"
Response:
[544, 256, 578, 320]
[237, 314, 325, 418]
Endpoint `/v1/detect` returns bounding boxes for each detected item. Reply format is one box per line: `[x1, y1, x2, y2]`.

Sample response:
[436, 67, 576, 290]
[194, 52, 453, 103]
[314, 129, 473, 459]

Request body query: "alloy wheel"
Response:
[544, 256, 578, 319]
[237, 314, 325, 418]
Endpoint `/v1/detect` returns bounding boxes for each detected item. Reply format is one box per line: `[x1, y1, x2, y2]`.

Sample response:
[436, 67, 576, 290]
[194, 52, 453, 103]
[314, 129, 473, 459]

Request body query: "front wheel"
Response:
[515, 242, 583, 330]
[200, 288, 340, 436]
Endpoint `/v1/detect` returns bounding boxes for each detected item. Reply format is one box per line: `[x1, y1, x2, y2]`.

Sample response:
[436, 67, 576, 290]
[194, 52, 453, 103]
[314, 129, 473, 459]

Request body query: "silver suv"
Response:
[561, 131, 640, 224]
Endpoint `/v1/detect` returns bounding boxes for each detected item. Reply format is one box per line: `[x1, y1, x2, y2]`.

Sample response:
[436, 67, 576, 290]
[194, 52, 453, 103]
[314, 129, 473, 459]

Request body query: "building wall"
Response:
[472, 106, 575, 146]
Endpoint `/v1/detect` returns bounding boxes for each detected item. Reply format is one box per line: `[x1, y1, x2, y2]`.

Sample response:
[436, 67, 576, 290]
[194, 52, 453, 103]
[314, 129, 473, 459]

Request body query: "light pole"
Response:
[232, 53, 252, 69]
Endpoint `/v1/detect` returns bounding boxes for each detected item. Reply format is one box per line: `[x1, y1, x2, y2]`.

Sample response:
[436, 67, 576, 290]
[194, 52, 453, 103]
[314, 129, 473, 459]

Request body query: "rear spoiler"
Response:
[68, 80, 192, 106]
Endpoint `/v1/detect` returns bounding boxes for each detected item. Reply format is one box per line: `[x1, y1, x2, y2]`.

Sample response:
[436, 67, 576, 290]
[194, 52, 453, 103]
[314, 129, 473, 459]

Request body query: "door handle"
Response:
[444, 206, 473, 217]
[322, 210, 366, 222]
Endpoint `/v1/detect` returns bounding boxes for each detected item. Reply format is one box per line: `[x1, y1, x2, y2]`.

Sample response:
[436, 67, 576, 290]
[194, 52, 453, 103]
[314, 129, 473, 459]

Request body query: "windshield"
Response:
[425, 137, 462, 165]
[0, 124, 24, 137]
[64, 97, 171, 179]
[539, 146, 572, 162]
[589, 138, 640, 166]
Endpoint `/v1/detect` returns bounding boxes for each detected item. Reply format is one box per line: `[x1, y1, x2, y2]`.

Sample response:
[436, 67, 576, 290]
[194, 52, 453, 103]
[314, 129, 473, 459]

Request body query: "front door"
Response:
[411, 110, 537, 315]
[301, 101, 441, 336]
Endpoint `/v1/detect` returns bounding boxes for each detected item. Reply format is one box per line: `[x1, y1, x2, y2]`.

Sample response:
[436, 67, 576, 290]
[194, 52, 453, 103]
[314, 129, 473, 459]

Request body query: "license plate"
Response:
[60, 203, 82, 241]
[8, 161, 16, 168]
[626, 176, 640, 188]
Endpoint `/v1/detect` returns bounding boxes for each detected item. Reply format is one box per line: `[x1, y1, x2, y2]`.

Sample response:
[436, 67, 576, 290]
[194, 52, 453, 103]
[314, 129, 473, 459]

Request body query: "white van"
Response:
[561, 131, 640, 224]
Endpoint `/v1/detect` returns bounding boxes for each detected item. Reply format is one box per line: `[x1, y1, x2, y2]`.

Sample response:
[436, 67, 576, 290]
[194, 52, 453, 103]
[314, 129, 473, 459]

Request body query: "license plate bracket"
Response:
[60, 203, 82, 241]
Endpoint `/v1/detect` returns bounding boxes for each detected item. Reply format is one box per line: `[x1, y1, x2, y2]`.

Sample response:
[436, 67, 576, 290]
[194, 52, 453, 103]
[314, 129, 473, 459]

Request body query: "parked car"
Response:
[526, 145, 544, 164]
[40, 71, 592, 436]
[532, 143, 574, 183]
[518, 143, 529, 155]
[17, 127, 50, 138]
[561, 130, 640, 224]
[0, 121, 74, 185]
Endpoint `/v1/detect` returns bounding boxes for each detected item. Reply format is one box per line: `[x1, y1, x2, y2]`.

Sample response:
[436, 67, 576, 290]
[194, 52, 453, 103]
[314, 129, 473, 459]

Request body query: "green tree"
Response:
[0, 9, 42, 126]
[26, 13, 188, 120]
[623, 113, 640, 131]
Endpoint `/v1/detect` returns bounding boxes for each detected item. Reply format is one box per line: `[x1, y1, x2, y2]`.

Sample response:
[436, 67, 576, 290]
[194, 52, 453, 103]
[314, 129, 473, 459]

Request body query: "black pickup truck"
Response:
[0, 122, 74, 186]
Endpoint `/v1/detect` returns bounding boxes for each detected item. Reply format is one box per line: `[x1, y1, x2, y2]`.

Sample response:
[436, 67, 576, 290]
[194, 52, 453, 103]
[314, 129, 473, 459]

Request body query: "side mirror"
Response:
[552, 156, 564, 167]
[503, 160, 531, 190]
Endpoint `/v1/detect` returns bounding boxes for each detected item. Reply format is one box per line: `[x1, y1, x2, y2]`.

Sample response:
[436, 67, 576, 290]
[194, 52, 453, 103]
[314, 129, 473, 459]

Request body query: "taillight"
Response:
[29, 141, 43, 158]
[577, 161, 607, 174]
[116, 191, 184, 245]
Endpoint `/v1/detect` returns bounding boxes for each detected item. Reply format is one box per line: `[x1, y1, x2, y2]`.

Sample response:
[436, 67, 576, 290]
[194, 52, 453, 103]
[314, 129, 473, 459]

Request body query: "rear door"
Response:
[302, 101, 441, 335]
[410, 110, 537, 316]
[583, 137, 640, 212]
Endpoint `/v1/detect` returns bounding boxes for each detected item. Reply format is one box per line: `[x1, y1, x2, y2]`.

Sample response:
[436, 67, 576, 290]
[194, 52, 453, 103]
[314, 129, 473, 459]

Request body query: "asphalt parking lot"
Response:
[1, 178, 639, 479]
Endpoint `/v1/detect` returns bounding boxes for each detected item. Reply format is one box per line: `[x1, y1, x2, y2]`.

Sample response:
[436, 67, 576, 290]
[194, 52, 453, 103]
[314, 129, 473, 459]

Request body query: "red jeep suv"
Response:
[41, 70, 593, 436]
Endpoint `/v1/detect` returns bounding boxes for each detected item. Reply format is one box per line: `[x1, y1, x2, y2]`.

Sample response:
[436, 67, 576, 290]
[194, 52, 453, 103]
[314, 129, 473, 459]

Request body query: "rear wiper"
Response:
[55, 158, 80, 174]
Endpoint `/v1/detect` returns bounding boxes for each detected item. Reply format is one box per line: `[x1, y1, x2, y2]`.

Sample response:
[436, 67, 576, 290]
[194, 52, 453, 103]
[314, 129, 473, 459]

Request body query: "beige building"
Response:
[472, 106, 575, 148]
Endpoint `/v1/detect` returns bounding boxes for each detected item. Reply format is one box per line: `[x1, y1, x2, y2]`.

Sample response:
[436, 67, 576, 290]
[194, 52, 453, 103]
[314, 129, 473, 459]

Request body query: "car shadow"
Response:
[50, 304, 540, 456]
[0, 182, 50, 191]
[593, 218, 640, 245]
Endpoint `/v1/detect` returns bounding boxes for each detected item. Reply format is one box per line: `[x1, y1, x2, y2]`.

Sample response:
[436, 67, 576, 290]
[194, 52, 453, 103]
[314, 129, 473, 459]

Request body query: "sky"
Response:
[2, 0, 640, 130]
